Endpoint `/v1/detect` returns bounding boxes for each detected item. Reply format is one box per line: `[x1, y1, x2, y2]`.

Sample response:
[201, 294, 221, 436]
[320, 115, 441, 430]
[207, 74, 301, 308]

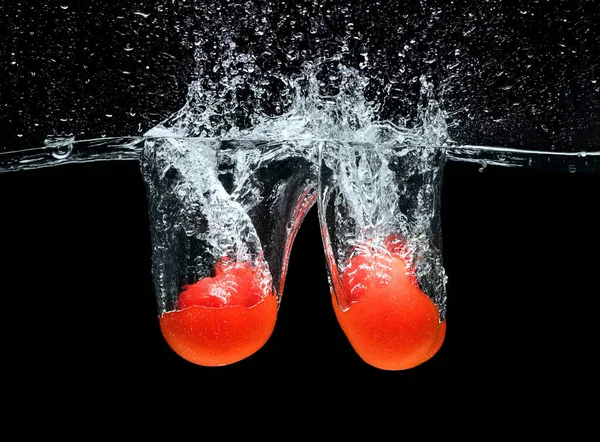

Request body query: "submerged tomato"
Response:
[332, 238, 446, 370]
[159, 259, 278, 367]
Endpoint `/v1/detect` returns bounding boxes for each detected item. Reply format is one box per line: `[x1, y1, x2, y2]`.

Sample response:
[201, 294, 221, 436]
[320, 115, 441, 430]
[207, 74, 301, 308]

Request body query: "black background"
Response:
[1, 158, 598, 402]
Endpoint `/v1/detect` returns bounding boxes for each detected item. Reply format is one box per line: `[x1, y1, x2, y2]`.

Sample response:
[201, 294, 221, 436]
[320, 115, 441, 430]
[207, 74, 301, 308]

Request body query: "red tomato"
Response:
[332, 237, 446, 370]
[159, 259, 278, 366]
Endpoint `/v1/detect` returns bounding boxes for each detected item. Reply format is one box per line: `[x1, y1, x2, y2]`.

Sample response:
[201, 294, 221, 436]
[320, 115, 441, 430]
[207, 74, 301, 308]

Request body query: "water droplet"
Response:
[579, 151, 587, 158]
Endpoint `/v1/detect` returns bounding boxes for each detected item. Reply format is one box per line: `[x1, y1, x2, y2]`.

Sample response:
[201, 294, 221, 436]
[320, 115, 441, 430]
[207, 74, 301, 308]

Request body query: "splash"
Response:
[148, 48, 450, 148]
[140, 29, 453, 369]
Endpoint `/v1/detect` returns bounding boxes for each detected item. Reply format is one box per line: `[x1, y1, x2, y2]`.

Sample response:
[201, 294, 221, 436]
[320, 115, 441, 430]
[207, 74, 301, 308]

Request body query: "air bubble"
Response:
[51, 143, 74, 160]
[568, 164, 576, 173]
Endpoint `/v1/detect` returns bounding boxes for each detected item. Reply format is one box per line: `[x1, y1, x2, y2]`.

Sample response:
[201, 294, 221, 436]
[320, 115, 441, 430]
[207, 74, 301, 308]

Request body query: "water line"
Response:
[2, 138, 599, 174]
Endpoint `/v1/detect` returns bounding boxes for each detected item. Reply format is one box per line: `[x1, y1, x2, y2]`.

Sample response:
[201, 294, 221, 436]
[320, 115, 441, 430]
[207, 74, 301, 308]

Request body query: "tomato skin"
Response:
[332, 242, 446, 370]
[159, 259, 278, 367]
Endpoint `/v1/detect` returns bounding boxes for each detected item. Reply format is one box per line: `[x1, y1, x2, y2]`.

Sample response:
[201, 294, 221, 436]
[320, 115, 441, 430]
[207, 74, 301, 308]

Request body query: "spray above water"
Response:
[149, 53, 450, 149]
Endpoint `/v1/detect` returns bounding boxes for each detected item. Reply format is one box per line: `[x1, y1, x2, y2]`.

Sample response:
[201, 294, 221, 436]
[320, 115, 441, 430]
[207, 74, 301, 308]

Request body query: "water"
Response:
[1, 59, 598, 328]
[2, 1, 598, 370]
